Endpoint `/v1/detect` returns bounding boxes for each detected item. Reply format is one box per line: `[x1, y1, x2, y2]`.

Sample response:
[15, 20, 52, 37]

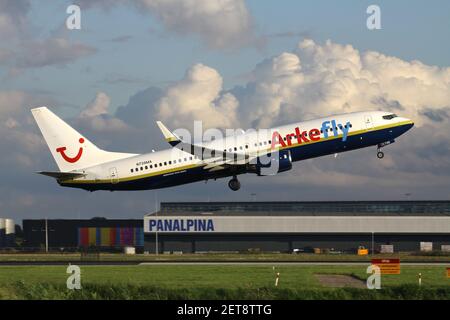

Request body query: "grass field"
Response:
[0, 252, 449, 262]
[0, 265, 449, 299]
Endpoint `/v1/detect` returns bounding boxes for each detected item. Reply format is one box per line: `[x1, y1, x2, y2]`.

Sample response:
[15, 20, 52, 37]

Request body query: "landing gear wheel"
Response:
[377, 151, 384, 159]
[228, 177, 241, 191]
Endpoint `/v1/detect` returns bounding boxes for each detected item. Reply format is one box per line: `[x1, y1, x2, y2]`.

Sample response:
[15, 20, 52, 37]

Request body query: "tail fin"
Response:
[31, 107, 136, 172]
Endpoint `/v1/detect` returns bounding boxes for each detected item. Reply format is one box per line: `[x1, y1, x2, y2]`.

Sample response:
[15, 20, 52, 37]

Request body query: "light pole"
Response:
[45, 218, 48, 253]
[155, 191, 159, 255]
[371, 232, 374, 256]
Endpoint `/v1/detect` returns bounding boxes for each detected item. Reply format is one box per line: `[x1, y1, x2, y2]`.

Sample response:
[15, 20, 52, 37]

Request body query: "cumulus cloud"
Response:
[114, 39, 450, 193]
[0, 0, 30, 41]
[0, 90, 52, 172]
[13, 38, 96, 69]
[155, 63, 239, 129]
[0, 1, 96, 73]
[78, 0, 257, 49]
[228, 39, 450, 129]
[78, 92, 129, 132]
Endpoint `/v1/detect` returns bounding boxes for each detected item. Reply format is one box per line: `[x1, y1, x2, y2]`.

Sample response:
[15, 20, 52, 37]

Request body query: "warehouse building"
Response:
[144, 201, 450, 253]
[23, 218, 143, 251]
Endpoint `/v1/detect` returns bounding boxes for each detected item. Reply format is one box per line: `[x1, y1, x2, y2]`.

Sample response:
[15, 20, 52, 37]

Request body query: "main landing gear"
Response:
[228, 176, 241, 191]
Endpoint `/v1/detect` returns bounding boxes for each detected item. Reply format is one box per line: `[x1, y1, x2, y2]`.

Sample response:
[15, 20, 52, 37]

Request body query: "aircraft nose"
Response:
[404, 118, 414, 131]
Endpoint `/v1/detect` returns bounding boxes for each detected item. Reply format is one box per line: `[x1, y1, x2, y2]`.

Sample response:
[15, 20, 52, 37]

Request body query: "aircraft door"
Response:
[364, 115, 374, 130]
[109, 167, 119, 184]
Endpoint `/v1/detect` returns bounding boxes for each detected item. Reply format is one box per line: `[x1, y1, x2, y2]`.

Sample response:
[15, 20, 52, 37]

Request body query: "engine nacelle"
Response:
[247, 149, 293, 176]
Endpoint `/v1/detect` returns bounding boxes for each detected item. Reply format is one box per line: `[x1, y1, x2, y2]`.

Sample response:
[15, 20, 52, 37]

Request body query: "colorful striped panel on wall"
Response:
[135, 228, 144, 247]
[78, 227, 144, 247]
[101, 228, 111, 246]
[88, 228, 97, 246]
[78, 228, 89, 247]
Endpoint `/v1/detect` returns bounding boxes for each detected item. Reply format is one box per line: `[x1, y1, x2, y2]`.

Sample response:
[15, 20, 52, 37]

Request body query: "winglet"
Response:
[156, 121, 181, 146]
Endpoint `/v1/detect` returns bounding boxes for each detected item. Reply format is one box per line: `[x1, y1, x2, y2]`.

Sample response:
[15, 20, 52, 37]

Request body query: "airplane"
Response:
[31, 107, 413, 191]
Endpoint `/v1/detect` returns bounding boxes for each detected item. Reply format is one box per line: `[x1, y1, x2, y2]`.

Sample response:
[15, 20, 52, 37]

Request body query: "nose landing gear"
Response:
[376, 140, 395, 159]
[228, 176, 241, 191]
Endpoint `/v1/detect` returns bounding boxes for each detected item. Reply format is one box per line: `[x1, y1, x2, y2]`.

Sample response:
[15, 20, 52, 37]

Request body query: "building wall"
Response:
[144, 233, 450, 253]
[144, 216, 450, 233]
[23, 219, 143, 249]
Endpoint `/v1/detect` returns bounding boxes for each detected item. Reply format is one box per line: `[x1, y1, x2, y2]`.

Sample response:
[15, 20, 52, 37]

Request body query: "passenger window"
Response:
[245, 145, 249, 149]
[190, 157, 193, 160]
[150, 165, 153, 169]
[169, 161, 172, 165]
[145, 166, 148, 170]
[130, 169, 133, 173]
[140, 167, 143, 171]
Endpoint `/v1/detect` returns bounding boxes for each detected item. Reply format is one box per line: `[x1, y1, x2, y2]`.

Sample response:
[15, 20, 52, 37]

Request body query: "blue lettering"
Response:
[321, 121, 330, 139]
[164, 220, 172, 231]
[149, 219, 215, 232]
[149, 220, 156, 231]
[340, 121, 350, 142]
[207, 220, 214, 231]
[331, 120, 338, 137]
[198, 219, 206, 231]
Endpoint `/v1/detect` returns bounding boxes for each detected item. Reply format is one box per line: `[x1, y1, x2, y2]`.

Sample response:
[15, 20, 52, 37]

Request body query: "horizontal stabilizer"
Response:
[38, 171, 86, 180]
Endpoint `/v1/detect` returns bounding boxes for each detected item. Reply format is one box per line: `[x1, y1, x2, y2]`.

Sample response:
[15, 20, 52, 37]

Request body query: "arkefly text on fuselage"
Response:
[31, 107, 413, 191]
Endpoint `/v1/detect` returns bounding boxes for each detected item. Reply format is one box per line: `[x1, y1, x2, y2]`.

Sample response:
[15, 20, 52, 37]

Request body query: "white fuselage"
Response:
[57, 110, 413, 191]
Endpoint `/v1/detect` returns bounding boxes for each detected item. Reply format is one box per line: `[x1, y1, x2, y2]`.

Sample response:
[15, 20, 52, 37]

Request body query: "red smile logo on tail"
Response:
[56, 138, 84, 163]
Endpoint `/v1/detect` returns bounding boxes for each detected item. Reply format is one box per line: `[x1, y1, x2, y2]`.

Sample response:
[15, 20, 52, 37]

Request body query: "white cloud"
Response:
[0, 1, 96, 72]
[80, 92, 111, 117]
[230, 39, 450, 129]
[155, 63, 239, 129]
[78, 92, 129, 132]
[79, 0, 257, 49]
[138, 0, 256, 49]
[0, 0, 30, 41]
[14, 38, 96, 69]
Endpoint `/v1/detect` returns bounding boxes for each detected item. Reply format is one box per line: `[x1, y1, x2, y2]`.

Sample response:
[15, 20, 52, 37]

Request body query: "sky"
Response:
[1, 0, 450, 222]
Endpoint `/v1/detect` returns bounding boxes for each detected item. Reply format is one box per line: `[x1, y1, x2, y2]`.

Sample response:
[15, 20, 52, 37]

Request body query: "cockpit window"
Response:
[383, 114, 398, 120]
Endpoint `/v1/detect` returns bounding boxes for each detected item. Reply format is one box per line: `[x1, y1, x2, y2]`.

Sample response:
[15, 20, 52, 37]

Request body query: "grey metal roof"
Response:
[145, 201, 450, 217]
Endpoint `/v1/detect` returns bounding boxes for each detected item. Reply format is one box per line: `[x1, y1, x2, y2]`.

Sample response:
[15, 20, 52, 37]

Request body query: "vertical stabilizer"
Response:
[31, 107, 136, 171]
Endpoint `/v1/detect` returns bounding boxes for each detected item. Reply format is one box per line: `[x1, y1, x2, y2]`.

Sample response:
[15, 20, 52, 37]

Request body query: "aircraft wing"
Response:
[156, 121, 249, 161]
[38, 171, 86, 181]
[156, 121, 279, 172]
